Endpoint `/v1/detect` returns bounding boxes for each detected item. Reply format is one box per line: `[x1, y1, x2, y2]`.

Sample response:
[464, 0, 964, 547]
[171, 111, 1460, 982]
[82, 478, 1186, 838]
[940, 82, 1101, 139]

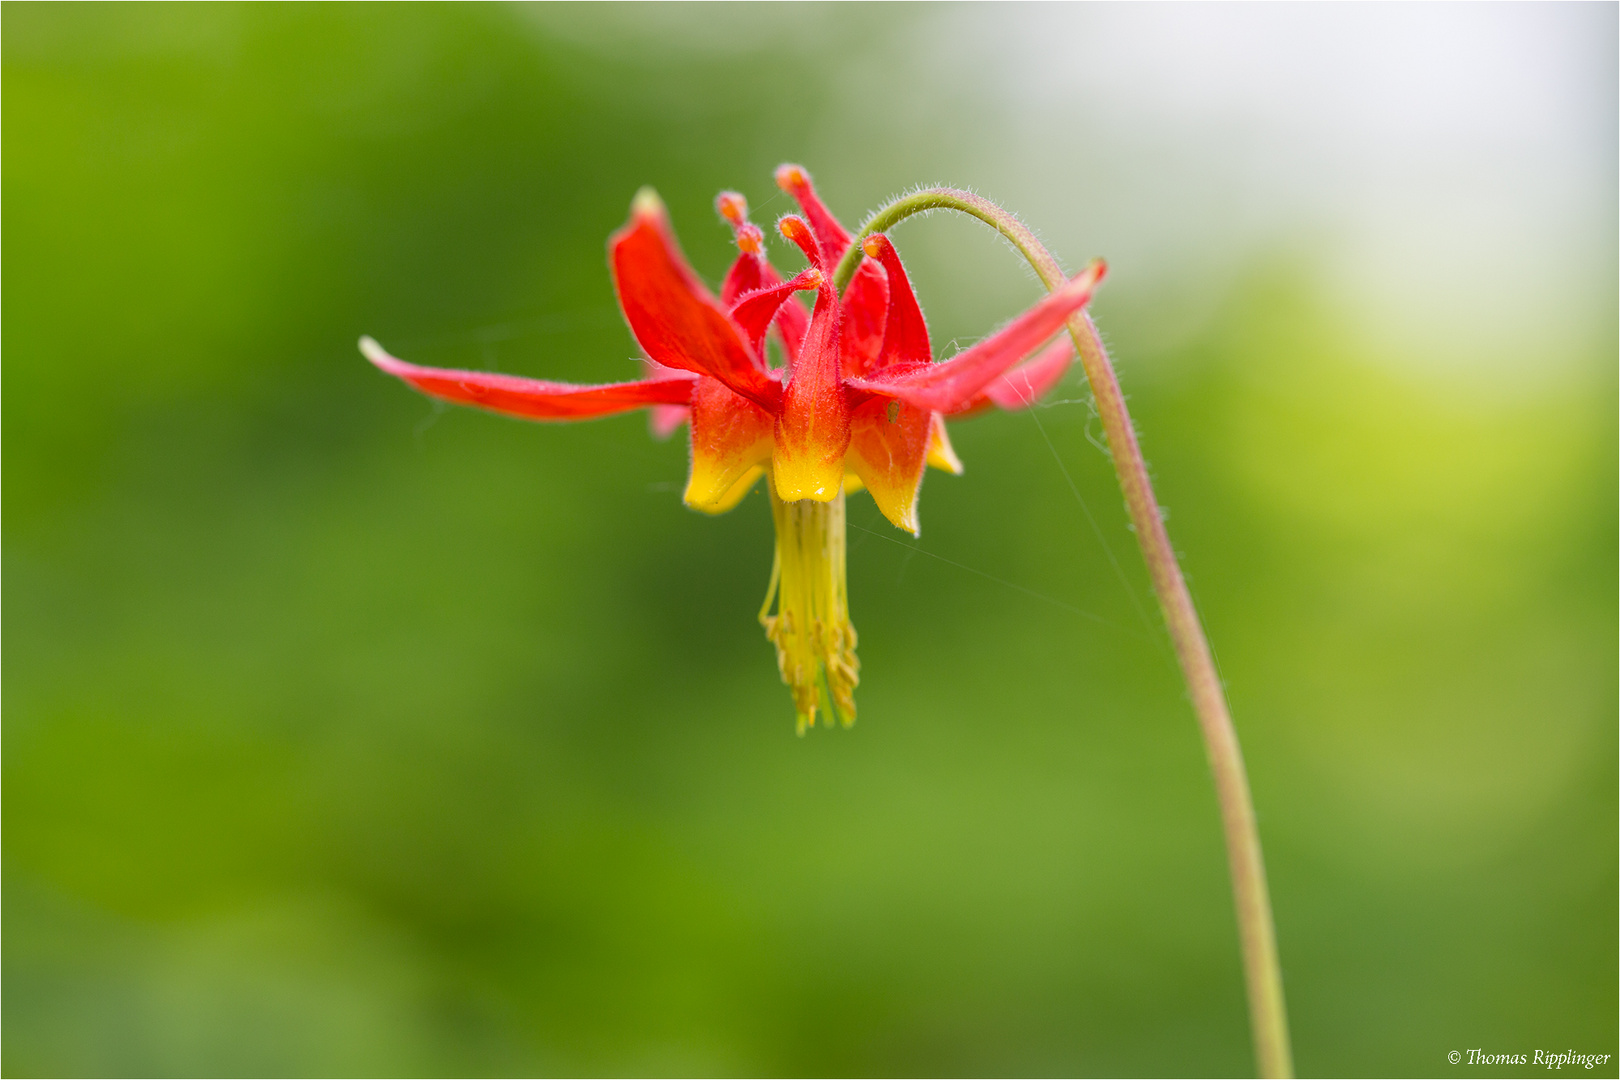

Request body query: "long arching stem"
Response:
[837, 190, 1293, 1078]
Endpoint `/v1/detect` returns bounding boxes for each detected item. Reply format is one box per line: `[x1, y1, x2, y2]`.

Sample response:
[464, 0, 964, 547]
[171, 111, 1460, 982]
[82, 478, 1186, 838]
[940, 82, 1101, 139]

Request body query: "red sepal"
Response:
[361, 337, 696, 421]
[609, 190, 780, 412]
[845, 261, 1104, 414]
[949, 336, 1075, 418]
[863, 234, 931, 369]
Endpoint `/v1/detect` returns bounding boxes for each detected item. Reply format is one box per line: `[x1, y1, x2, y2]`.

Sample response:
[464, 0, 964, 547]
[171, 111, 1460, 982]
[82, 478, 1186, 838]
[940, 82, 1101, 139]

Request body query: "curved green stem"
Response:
[843, 189, 1293, 1078]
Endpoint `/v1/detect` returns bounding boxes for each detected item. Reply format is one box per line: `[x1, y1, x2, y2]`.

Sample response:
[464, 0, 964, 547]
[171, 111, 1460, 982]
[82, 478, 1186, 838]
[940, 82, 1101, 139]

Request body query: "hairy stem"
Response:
[840, 189, 1293, 1078]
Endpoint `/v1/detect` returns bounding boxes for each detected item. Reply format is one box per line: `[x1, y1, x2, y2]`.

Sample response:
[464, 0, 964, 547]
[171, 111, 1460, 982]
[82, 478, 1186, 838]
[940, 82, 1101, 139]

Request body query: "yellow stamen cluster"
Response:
[760, 472, 859, 733]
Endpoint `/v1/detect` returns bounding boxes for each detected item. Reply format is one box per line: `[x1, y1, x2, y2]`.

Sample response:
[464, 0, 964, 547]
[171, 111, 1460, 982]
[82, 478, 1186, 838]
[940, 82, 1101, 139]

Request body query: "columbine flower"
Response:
[362, 165, 1103, 732]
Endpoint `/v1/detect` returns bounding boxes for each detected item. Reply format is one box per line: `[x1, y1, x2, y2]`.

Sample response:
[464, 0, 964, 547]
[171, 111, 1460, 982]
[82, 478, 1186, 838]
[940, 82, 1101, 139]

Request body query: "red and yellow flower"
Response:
[363, 165, 1103, 732]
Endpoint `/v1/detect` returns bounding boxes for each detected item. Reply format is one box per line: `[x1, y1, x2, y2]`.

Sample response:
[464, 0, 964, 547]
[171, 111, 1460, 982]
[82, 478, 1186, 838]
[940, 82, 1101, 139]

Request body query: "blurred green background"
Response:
[4, 4, 1615, 1076]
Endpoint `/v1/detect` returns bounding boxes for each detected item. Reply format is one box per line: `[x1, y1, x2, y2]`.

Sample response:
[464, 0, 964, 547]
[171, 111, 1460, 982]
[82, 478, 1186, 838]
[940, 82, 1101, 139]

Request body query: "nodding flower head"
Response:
[362, 164, 1104, 732]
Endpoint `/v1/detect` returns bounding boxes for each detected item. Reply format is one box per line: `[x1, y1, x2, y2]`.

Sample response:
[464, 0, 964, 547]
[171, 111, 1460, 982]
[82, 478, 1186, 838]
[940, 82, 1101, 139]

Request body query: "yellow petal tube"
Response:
[760, 471, 859, 732]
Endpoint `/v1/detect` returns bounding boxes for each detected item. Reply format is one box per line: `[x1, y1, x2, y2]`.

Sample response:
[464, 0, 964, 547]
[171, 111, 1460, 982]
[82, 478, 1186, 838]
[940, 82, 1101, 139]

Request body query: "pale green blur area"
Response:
[4, 5, 1615, 1077]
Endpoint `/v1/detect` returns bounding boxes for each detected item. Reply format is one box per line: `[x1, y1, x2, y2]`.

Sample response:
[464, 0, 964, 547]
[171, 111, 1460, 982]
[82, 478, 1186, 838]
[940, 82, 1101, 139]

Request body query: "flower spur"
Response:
[362, 165, 1104, 732]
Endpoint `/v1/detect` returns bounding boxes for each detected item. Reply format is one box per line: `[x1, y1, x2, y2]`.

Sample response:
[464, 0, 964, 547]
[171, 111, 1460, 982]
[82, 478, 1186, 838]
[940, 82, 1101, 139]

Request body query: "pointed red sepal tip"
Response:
[777, 215, 822, 268]
[631, 186, 665, 221]
[716, 191, 748, 226]
[358, 336, 699, 422]
[359, 335, 400, 372]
